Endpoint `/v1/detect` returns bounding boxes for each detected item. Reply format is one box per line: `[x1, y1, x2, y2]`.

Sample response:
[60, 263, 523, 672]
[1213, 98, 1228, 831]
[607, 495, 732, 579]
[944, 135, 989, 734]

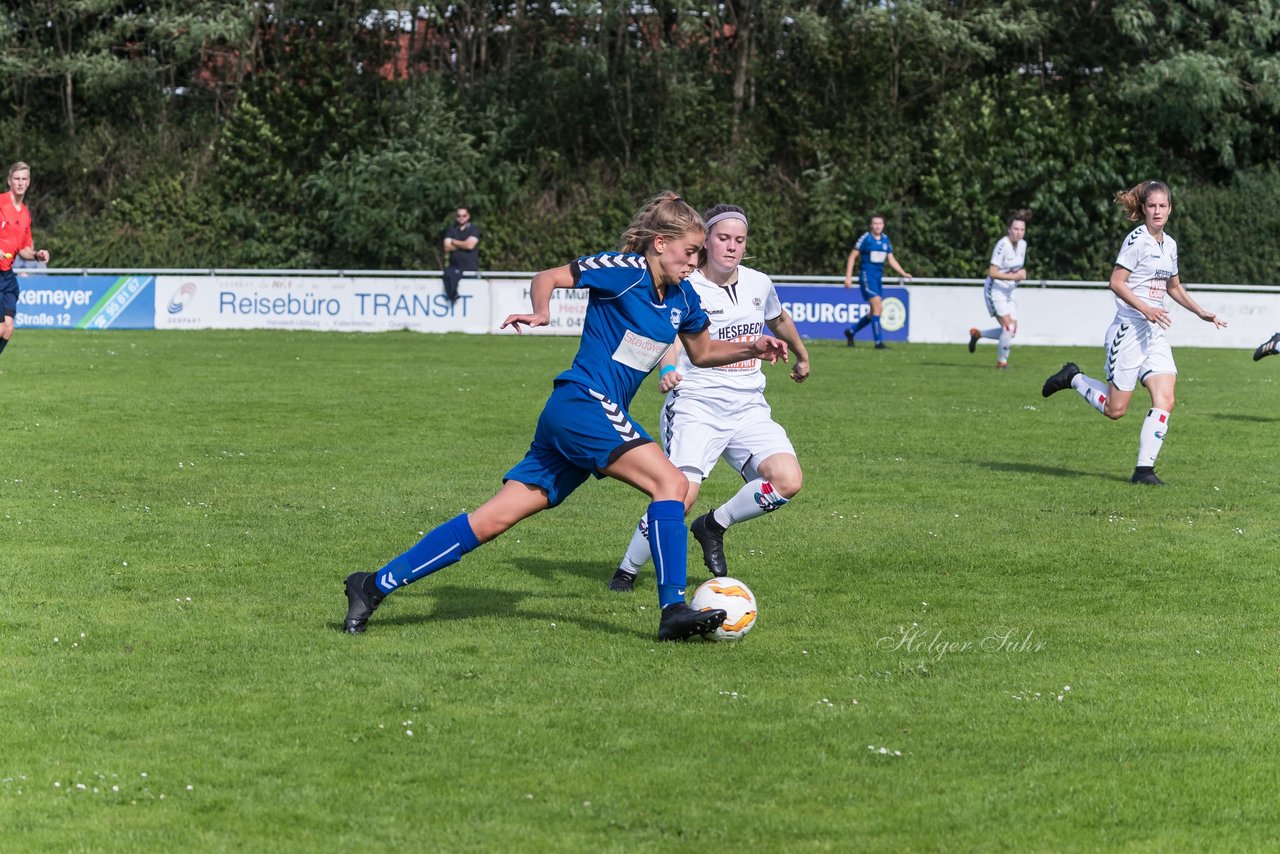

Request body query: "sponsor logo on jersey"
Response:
[613, 329, 668, 371]
[718, 321, 765, 340]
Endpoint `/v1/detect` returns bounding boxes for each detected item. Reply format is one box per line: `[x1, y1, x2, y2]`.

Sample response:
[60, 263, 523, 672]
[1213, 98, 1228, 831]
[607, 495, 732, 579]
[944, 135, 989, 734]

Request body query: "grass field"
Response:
[3, 329, 1279, 852]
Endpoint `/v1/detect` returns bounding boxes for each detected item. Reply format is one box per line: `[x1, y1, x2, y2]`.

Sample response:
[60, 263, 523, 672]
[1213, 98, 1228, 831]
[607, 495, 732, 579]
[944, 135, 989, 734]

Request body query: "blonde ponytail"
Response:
[619, 191, 705, 255]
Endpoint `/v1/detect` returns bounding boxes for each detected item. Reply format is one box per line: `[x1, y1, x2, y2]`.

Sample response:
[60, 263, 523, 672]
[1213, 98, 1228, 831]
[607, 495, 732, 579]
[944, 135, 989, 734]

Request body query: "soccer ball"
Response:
[691, 577, 758, 640]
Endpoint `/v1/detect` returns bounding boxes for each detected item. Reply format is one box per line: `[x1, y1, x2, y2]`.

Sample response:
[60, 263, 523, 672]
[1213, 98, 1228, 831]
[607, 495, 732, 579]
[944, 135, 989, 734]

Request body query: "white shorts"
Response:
[984, 279, 1016, 320]
[1104, 316, 1176, 392]
[659, 391, 795, 483]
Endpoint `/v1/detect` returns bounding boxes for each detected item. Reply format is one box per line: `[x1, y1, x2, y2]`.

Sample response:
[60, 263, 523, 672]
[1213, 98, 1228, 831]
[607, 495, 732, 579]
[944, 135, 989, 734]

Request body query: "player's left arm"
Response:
[1167, 275, 1227, 328]
[680, 327, 788, 369]
[886, 252, 912, 281]
[765, 309, 810, 383]
[15, 221, 47, 263]
[656, 338, 686, 392]
[16, 245, 49, 264]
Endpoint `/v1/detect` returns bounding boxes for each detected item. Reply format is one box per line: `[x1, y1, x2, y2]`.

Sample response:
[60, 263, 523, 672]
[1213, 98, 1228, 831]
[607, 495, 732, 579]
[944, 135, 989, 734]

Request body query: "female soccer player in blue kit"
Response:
[342, 192, 789, 640]
[843, 214, 912, 348]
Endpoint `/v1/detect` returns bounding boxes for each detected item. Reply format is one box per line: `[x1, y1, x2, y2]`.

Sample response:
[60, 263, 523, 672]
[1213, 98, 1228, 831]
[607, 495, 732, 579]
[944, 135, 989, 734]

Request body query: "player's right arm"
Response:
[988, 263, 1025, 282]
[843, 247, 860, 288]
[501, 264, 574, 333]
[1108, 266, 1170, 328]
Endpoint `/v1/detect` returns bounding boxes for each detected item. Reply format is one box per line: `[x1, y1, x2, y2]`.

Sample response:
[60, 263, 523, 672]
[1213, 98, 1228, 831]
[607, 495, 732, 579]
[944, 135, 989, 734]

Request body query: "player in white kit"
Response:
[1041, 181, 1226, 485]
[610, 204, 811, 590]
[968, 213, 1028, 368]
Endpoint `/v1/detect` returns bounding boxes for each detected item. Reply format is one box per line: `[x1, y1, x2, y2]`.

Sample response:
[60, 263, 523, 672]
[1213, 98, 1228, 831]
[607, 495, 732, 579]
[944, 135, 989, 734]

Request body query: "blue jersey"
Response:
[855, 231, 894, 287]
[556, 252, 710, 408]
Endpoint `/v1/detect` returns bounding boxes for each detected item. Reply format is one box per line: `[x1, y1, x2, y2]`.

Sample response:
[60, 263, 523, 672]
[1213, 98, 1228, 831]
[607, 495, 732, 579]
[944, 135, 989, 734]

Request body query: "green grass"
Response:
[2, 330, 1279, 852]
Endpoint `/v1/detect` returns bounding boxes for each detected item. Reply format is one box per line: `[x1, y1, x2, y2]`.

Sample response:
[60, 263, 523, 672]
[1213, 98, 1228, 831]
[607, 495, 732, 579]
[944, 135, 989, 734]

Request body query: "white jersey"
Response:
[1113, 226, 1178, 322]
[672, 266, 783, 402]
[985, 235, 1026, 289]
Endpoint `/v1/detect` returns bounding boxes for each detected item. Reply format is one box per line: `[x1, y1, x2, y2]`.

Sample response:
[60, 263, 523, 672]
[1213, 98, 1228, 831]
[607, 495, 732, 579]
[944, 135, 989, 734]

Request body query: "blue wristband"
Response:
[659, 365, 676, 378]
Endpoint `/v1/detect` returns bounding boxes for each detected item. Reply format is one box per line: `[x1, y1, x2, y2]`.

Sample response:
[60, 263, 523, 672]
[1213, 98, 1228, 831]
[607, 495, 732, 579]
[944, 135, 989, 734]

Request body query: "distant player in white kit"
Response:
[968, 213, 1029, 368]
[1041, 181, 1226, 485]
[610, 203, 811, 590]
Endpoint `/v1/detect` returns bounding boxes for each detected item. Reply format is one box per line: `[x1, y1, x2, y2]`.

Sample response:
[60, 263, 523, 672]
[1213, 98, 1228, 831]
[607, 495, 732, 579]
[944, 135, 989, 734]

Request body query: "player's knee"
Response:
[653, 470, 689, 503]
[1103, 401, 1127, 420]
[770, 470, 803, 500]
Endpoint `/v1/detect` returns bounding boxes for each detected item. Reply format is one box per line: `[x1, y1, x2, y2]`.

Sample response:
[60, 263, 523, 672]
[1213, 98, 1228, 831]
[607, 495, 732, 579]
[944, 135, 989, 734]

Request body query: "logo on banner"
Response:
[880, 297, 907, 332]
[168, 282, 198, 315]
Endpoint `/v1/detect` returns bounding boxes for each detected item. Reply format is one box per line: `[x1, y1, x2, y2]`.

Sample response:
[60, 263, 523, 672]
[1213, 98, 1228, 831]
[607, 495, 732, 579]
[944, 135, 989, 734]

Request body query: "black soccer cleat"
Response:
[1130, 467, 1166, 486]
[657, 602, 727, 641]
[874, 343, 890, 350]
[343, 572, 384, 634]
[690, 512, 728, 577]
[843, 328, 855, 347]
[1253, 333, 1280, 361]
[968, 327, 980, 353]
[608, 569, 637, 593]
[1041, 362, 1081, 397]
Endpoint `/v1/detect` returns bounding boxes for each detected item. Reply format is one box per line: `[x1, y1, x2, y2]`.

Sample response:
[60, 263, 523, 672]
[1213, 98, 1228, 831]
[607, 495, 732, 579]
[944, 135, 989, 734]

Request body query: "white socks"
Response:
[711, 478, 789, 528]
[997, 327, 1014, 364]
[1071, 373, 1109, 414]
[1137, 408, 1170, 467]
[619, 519, 650, 574]
[621, 478, 792, 575]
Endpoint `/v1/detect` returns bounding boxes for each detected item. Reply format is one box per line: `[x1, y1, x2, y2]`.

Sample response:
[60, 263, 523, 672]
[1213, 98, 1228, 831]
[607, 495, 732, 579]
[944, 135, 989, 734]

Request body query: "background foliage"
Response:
[1, 0, 1277, 280]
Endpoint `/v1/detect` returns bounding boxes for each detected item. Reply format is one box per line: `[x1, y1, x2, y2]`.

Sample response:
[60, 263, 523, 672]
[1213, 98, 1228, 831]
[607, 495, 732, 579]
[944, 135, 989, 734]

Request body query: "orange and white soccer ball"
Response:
[691, 577, 758, 640]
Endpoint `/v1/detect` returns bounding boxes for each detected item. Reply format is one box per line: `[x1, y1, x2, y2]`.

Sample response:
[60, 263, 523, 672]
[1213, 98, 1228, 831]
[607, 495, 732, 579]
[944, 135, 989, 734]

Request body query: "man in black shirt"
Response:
[442, 207, 481, 304]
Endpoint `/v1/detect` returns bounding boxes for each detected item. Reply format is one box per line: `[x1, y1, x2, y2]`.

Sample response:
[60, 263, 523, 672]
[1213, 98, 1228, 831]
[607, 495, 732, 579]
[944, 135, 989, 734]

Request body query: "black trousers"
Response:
[443, 267, 475, 303]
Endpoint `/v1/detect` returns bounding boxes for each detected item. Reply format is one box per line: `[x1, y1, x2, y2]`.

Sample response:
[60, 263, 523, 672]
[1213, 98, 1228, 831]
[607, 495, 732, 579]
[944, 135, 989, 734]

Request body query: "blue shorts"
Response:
[504, 381, 653, 507]
[0, 269, 17, 318]
[859, 274, 883, 301]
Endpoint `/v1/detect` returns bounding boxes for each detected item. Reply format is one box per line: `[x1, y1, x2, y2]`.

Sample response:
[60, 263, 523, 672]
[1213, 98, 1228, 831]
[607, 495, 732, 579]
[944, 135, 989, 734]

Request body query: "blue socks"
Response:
[374, 513, 480, 595]
[647, 500, 688, 608]
[850, 313, 883, 343]
[370, 505, 690, 610]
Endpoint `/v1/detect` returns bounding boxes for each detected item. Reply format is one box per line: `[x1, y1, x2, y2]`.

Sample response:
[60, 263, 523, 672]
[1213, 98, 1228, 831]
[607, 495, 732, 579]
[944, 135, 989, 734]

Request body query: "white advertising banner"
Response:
[487, 278, 588, 335]
[153, 275, 490, 333]
[907, 285, 1280, 350]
